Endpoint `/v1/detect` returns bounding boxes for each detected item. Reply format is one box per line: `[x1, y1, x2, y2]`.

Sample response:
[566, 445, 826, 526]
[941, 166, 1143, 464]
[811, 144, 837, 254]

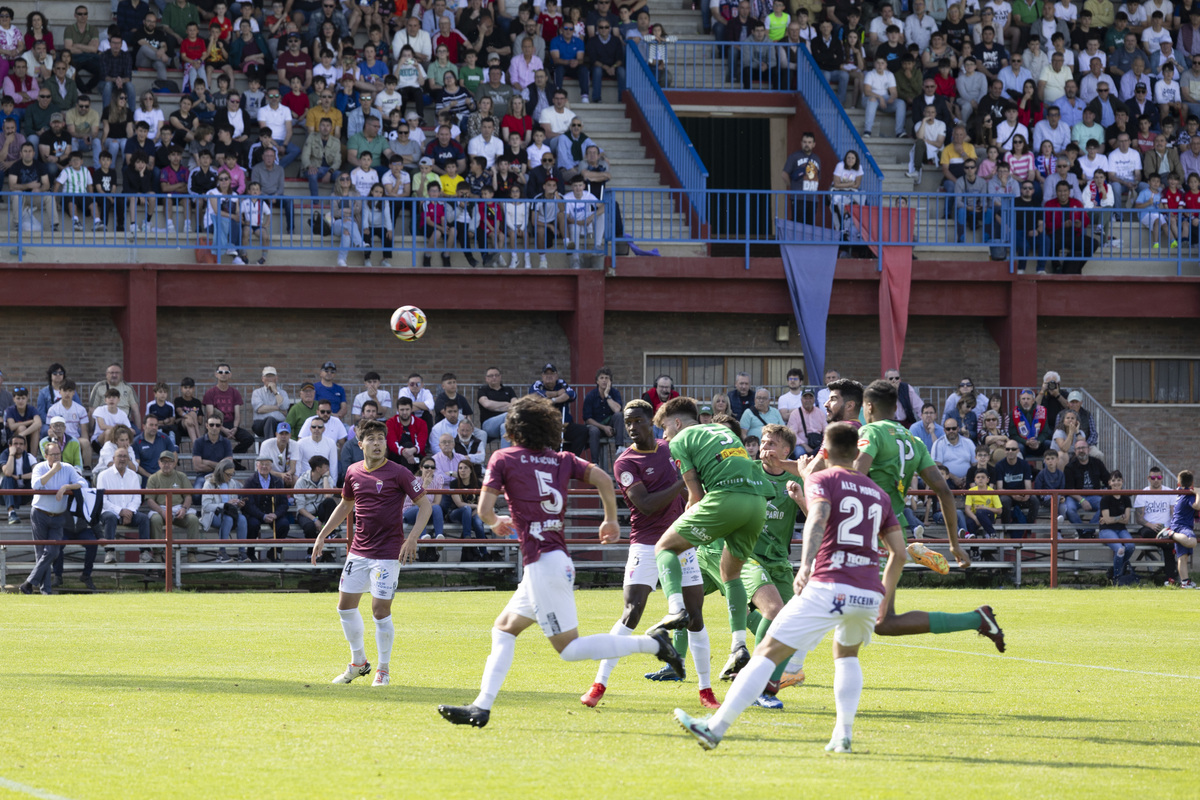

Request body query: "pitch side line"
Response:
[876, 641, 1200, 680]
[0, 777, 78, 800]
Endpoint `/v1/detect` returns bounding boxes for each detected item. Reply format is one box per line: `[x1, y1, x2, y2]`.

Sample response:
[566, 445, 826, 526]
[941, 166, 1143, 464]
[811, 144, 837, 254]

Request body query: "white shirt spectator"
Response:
[47, 400, 90, 439]
[97, 462, 142, 516]
[1134, 483, 1174, 527]
[91, 406, 132, 442]
[1078, 152, 1110, 180]
[257, 437, 298, 475]
[1142, 26, 1173, 51]
[931, 434, 976, 479]
[904, 12, 939, 52]
[298, 434, 338, 479]
[256, 104, 294, 140]
[1076, 49, 1107, 74]
[985, 0, 1013, 29]
[1033, 118, 1071, 152]
[398, 386, 435, 412]
[864, 67, 897, 98]
[994, 119, 1030, 150]
[538, 106, 576, 136]
[350, 165, 380, 196]
[1155, 77, 1181, 105]
[467, 133, 505, 167]
[1079, 71, 1116, 103]
[1053, 0, 1078, 24]
[391, 27, 432, 62]
[352, 389, 394, 416]
[299, 414, 348, 442]
[1107, 146, 1142, 181]
[776, 390, 805, 419]
[1119, 2, 1148, 26]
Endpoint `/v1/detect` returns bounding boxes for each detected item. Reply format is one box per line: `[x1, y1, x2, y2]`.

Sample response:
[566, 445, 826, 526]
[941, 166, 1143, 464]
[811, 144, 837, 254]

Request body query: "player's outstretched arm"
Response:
[759, 450, 801, 477]
[401, 494, 434, 565]
[878, 527, 906, 617]
[794, 498, 830, 595]
[920, 464, 971, 569]
[310, 497, 353, 564]
[586, 465, 621, 544]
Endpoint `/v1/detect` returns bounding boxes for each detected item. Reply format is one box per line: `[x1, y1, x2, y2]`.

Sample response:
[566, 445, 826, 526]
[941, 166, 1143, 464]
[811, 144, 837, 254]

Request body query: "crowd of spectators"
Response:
[1, 0, 644, 265]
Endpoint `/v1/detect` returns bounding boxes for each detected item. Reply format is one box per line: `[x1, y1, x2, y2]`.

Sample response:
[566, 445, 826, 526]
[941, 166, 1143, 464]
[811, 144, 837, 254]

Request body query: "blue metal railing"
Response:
[625, 41, 709, 221]
[609, 187, 1196, 276]
[635, 40, 883, 194]
[2, 192, 616, 268]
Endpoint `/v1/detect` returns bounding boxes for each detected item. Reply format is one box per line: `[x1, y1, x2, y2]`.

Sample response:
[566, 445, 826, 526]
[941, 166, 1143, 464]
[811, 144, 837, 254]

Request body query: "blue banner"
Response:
[775, 219, 840, 383]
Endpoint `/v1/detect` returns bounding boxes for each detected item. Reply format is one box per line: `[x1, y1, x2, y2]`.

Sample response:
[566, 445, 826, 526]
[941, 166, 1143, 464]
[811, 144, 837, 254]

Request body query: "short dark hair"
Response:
[824, 422, 860, 461]
[653, 396, 700, 428]
[356, 419, 387, 440]
[786, 367, 805, 381]
[396, 396, 413, 407]
[364, 371, 380, 381]
[1179, 470, 1194, 489]
[827, 378, 864, 408]
[710, 413, 743, 441]
[863, 379, 898, 417]
[308, 455, 330, 470]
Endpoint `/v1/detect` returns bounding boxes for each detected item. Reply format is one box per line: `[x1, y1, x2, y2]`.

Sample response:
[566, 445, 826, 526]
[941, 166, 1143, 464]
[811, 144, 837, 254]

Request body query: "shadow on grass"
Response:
[17, 673, 566, 707]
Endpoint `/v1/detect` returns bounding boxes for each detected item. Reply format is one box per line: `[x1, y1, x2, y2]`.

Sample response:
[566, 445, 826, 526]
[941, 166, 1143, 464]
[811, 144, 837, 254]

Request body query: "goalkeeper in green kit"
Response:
[649, 398, 773, 663]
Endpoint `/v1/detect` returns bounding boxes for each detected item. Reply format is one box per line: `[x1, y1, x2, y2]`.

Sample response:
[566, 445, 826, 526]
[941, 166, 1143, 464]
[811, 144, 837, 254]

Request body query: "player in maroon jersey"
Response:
[674, 422, 906, 752]
[438, 395, 684, 729]
[580, 400, 718, 710]
[311, 420, 435, 688]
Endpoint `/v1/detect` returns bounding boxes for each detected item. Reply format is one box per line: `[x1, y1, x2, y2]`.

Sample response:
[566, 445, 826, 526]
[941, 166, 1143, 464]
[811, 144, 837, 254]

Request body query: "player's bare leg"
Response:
[652, 530, 698, 631]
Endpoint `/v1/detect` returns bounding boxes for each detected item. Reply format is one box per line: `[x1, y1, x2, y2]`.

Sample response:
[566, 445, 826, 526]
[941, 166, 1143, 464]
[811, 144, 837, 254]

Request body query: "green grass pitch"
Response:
[1, 588, 1197, 800]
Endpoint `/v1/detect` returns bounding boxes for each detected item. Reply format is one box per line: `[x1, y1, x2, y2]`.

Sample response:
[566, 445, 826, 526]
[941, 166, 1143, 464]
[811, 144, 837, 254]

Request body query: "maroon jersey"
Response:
[614, 439, 683, 545]
[483, 446, 590, 565]
[343, 460, 425, 559]
[805, 466, 899, 593]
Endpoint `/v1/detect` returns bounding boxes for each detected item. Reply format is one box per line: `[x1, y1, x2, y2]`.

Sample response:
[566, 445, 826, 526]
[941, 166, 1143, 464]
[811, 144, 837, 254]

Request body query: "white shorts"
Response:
[504, 549, 579, 637]
[766, 580, 883, 657]
[624, 543, 703, 589]
[339, 554, 400, 600]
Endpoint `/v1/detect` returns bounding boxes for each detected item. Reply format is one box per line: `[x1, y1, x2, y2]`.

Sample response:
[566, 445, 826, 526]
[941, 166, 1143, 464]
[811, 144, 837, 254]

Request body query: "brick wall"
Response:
[0, 306, 1194, 470]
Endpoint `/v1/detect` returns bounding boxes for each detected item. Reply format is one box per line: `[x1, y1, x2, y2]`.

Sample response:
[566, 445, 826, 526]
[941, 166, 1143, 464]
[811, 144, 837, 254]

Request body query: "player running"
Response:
[649, 398, 773, 675]
[311, 419, 435, 688]
[438, 395, 684, 729]
[580, 400, 718, 710]
[674, 422, 905, 751]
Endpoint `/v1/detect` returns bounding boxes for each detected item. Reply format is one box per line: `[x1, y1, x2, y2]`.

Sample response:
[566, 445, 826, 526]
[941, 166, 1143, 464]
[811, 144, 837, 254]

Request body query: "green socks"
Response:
[673, 628, 688, 658]
[929, 610, 983, 635]
[747, 609, 763, 635]
[656, 549, 683, 599]
[724, 579, 748, 634]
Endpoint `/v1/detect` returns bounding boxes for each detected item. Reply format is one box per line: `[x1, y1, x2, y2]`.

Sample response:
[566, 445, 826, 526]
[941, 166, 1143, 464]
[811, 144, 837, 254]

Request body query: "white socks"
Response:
[666, 592, 684, 615]
[785, 652, 806, 674]
[374, 615, 394, 671]
[833, 657, 863, 743]
[731, 629, 747, 648]
[688, 627, 712, 690]
[338, 608, 366, 665]
[594, 622, 634, 686]
[708, 654, 775, 738]
[560, 633, 657, 662]
[473, 628, 517, 711]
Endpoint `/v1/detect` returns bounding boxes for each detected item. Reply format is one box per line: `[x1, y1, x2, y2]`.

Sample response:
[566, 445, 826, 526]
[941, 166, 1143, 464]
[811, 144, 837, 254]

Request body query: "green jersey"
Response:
[756, 466, 799, 566]
[857, 419, 935, 520]
[669, 423, 773, 497]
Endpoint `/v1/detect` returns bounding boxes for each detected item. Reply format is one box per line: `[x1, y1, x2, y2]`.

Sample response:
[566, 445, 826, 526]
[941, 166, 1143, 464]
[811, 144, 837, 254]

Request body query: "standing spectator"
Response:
[583, 366, 625, 473]
[98, 447, 153, 563]
[251, 365, 290, 437]
[203, 363, 254, 453]
[16, 441, 84, 594]
[145, 451, 202, 562]
[781, 131, 823, 225]
[1099, 470, 1137, 579]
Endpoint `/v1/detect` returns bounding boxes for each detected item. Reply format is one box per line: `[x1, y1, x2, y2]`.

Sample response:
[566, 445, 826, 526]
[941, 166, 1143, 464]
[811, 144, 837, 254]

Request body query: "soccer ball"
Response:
[390, 305, 427, 341]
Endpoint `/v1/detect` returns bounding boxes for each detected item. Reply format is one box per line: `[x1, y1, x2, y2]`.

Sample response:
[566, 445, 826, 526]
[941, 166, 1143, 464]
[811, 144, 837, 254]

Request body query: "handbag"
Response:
[796, 408, 824, 451]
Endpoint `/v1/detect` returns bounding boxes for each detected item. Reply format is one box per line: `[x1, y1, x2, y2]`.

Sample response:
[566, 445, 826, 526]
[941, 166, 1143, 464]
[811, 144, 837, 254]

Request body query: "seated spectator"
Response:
[299, 401, 348, 445]
[407, 456, 446, 557]
[5, 385, 41, 450]
[241, 454, 289, 562]
[915, 103, 946, 168]
[192, 414, 234, 489]
[583, 367, 625, 472]
[477, 367, 516, 445]
[530, 363, 587, 455]
[251, 366, 290, 438]
[294, 453, 339, 544]
[258, 421, 298, 487]
[132, 415, 176, 482]
[964, 469, 1001, 538]
[740, 386, 784, 441]
[429, 400, 467, 446]
[445, 460, 491, 561]
[1099, 470, 1137, 579]
[2, 433, 36, 525]
[1062, 439, 1110, 536]
[97, 446, 152, 563]
[91, 388, 132, 446]
[173, 377, 204, 443]
[200, 457, 248, 563]
[908, 402, 944, 452]
[203, 363, 255, 452]
[548, 23, 586, 96]
[145, 451, 202, 562]
[256, 86, 299, 167]
[995, 438, 1039, 528]
[931, 418, 975, 488]
[862, 56, 906, 138]
[787, 388, 827, 457]
[385, 395, 428, 471]
[1009, 388, 1050, 460]
[40, 416, 83, 470]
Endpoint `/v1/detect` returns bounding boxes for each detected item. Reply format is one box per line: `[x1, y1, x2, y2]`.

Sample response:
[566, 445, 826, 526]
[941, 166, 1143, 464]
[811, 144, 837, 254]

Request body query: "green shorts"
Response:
[667, 491, 767, 562]
[741, 558, 795, 605]
[695, 543, 723, 596]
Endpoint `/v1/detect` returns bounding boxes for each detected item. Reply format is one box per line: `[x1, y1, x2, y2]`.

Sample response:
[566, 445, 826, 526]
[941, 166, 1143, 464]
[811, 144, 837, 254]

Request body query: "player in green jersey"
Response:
[649, 398, 772, 668]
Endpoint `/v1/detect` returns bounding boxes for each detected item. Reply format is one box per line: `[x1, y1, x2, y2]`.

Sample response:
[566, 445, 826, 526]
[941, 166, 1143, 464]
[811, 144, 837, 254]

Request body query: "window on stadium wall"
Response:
[1113, 356, 1200, 405]
[679, 116, 771, 241]
[645, 355, 804, 394]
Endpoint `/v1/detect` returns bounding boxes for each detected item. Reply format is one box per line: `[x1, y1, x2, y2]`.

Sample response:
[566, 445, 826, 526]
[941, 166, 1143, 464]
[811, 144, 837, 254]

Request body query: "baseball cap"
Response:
[49, 415, 66, 425]
[405, 109, 421, 119]
[262, 365, 277, 377]
[1067, 390, 1084, 402]
[255, 452, 273, 461]
[321, 361, 337, 370]
[1020, 388, 1035, 396]
[699, 404, 714, 415]
[300, 381, 315, 390]
[50, 112, 63, 122]
[487, 52, 501, 62]
[277, 422, 292, 433]
[801, 388, 816, 397]
[159, 451, 177, 462]
[419, 156, 434, 166]
[542, 363, 557, 372]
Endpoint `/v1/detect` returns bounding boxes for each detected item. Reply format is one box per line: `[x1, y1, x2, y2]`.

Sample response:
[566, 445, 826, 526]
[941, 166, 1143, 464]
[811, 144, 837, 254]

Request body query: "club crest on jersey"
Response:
[376, 479, 385, 493]
[830, 594, 847, 615]
[619, 471, 634, 487]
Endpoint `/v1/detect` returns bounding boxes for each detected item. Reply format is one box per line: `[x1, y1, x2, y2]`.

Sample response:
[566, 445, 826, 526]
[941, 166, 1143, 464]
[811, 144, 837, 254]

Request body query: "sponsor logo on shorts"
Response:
[373, 565, 391, 583]
[845, 594, 876, 607]
[690, 526, 712, 543]
[830, 593, 846, 615]
[546, 612, 562, 636]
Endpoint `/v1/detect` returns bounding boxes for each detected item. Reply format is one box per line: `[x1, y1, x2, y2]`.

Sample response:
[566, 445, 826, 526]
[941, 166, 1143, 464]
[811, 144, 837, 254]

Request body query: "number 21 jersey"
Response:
[483, 446, 591, 566]
[806, 467, 899, 593]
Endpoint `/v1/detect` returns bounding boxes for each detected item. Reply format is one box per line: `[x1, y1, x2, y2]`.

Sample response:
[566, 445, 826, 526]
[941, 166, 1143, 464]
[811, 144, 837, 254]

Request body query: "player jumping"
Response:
[311, 419, 435, 687]
[580, 400, 718, 710]
[648, 398, 773, 678]
[674, 422, 906, 752]
[438, 395, 684, 729]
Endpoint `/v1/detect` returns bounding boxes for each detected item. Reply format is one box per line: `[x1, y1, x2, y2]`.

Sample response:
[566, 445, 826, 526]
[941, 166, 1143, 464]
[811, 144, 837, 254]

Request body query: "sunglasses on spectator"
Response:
[208, 423, 222, 428]
[39, 94, 51, 99]
[217, 369, 231, 374]
[1005, 447, 1019, 451]
[960, 381, 973, 387]
[421, 464, 435, 470]
[598, 24, 610, 29]
[319, 409, 332, 415]
[311, 424, 325, 430]
[944, 425, 959, 431]
[76, 10, 88, 14]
